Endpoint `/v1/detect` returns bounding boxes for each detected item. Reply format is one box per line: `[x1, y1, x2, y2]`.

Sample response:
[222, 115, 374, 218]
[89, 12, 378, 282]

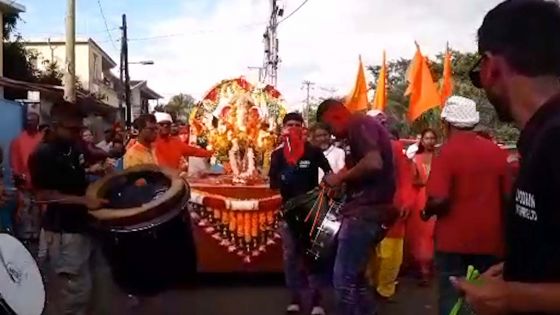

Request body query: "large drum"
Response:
[0, 233, 45, 315]
[86, 165, 196, 296]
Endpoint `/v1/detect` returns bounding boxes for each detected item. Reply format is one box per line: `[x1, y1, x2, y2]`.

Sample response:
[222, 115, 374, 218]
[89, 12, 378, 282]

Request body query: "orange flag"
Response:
[372, 50, 387, 111]
[440, 43, 454, 106]
[345, 55, 369, 112]
[405, 43, 441, 121]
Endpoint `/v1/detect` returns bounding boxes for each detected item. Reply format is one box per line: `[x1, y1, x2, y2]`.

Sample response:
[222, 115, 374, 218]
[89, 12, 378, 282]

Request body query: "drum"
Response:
[86, 165, 197, 296]
[284, 187, 344, 266]
[282, 188, 320, 243]
[0, 233, 45, 315]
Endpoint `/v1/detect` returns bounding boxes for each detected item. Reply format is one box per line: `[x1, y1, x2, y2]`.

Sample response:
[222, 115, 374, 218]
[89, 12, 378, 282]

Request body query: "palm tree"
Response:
[161, 93, 196, 122]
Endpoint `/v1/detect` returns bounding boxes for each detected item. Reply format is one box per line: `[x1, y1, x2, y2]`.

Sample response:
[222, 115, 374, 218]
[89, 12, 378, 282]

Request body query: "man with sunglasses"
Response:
[152, 112, 212, 172]
[28, 102, 113, 315]
[452, 1, 560, 314]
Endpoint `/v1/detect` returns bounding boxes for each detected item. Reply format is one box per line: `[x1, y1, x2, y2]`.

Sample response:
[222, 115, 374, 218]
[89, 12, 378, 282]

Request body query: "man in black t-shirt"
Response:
[29, 102, 112, 315]
[453, 1, 560, 314]
[269, 112, 332, 315]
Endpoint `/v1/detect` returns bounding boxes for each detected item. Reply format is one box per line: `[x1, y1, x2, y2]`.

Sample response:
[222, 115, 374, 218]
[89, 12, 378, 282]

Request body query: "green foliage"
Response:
[368, 50, 519, 142]
[156, 93, 197, 122]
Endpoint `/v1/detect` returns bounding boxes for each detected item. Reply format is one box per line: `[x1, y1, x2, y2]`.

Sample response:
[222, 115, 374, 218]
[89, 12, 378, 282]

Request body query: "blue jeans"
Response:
[333, 217, 385, 315]
[280, 222, 324, 305]
[435, 251, 499, 315]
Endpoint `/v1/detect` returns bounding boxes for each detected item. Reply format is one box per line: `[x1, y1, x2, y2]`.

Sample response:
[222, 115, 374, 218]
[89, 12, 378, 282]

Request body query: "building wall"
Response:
[25, 43, 91, 89]
[131, 88, 142, 119]
[24, 42, 119, 108]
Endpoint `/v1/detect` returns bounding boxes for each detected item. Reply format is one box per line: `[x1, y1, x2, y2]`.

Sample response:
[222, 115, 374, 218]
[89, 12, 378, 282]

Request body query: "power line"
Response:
[96, 0, 118, 50]
[278, 0, 310, 25]
[127, 21, 267, 42]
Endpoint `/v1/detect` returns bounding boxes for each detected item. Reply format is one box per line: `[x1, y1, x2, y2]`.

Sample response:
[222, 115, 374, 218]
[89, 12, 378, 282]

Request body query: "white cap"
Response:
[366, 109, 384, 118]
[366, 109, 387, 124]
[155, 112, 173, 123]
[441, 96, 480, 128]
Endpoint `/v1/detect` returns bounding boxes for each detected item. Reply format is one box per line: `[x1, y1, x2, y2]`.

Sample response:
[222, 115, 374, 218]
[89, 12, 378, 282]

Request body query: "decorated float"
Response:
[187, 77, 287, 271]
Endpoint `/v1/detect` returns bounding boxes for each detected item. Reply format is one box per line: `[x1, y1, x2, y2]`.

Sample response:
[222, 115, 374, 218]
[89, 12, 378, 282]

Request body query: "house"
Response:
[23, 38, 120, 107]
[0, 0, 26, 99]
[130, 80, 162, 119]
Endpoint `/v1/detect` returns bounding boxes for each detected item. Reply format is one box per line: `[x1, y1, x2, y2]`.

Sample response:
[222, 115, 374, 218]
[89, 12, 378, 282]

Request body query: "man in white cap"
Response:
[152, 111, 213, 173]
[422, 95, 510, 315]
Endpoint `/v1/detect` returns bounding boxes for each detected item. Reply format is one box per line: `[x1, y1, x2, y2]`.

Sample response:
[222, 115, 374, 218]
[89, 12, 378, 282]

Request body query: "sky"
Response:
[16, 0, 504, 110]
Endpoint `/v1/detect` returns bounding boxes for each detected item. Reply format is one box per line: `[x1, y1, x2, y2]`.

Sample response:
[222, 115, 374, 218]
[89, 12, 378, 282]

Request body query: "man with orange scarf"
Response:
[269, 112, 332, 315]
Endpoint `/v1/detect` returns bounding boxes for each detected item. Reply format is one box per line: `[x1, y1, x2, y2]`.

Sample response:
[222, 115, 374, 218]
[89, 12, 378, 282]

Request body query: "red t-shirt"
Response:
[427, 132, 510, 255]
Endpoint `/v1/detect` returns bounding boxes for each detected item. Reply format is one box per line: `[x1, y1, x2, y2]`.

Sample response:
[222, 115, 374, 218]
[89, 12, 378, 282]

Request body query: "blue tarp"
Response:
[0, 99, 23, 232]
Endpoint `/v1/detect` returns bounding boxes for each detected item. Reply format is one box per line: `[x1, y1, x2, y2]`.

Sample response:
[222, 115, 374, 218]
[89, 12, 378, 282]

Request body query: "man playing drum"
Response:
[316, 99, 397, 315]
[269, 112, 332, 315]
[28, 102, 113, 315]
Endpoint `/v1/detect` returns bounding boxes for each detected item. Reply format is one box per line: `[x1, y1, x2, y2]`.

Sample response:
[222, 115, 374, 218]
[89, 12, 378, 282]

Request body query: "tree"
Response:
[3, 14, 38, 100]
[368, 50, 519, 142]
[156, 93, 197, 122]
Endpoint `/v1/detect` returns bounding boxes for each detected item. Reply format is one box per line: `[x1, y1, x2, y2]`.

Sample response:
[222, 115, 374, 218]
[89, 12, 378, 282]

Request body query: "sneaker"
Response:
[311, 306, 326, 315]
[286, 304, 301, 314]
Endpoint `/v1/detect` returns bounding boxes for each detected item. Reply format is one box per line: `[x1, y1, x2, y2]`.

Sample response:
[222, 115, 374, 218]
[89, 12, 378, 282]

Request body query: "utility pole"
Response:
[63, 0, 76, 103]
[121, 14, 132, 127]
[262, 0, 282, 86]
[248, 66, 265, 83]
[302, 80, 315, 125]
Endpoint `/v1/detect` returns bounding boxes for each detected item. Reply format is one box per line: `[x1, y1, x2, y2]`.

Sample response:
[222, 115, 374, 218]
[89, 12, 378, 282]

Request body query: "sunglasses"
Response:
[468, 54, 487, 89]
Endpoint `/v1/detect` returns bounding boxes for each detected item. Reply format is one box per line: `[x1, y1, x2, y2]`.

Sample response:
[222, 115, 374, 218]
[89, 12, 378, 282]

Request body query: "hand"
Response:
[483, 263, 504, 280]
[324, 172, 343, 187]
[84, 196, 108, 210]
[451, 275, 510, 315]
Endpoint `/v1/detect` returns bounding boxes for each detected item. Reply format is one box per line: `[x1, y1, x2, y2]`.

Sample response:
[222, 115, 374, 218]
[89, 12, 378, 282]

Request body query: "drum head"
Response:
[87, 165, 190, 228]
[0, 233, 45, 315]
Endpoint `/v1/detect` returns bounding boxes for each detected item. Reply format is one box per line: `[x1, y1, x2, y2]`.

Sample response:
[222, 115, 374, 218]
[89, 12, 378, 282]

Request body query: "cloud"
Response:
[127, 0, 503, 111]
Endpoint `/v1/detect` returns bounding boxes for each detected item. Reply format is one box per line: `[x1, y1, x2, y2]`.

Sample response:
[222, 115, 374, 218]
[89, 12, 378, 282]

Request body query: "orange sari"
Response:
[405, 152, 436, 279]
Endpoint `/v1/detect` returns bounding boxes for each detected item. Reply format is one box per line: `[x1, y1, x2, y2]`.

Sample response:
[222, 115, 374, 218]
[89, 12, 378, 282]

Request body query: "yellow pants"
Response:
[367, 237, 404, 298]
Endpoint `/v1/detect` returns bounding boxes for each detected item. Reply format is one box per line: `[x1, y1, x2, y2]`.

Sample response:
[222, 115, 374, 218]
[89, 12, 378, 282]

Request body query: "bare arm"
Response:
[33, 189, 88, 206]
[339, 150, 382, 183]
[507, 282, 560, 313]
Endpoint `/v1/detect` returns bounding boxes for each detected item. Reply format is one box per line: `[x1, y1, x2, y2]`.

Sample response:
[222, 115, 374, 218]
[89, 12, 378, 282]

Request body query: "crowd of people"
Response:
[1, 0, 560, 314]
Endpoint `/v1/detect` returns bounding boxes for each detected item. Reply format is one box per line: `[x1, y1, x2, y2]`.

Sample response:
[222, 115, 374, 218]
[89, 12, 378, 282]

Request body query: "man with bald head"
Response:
[10, 111, 43, 242]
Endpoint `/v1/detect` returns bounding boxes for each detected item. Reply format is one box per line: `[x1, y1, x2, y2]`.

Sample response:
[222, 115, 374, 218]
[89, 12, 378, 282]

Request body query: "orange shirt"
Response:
[427, 132, 510, 255]
[10, 131, 43, 186]
[153, 136, 212, 170]
[387, 140, 415, 238]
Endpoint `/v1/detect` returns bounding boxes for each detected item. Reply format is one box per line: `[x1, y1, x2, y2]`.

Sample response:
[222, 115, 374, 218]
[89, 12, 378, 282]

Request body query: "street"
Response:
[105, 275, 438, 315]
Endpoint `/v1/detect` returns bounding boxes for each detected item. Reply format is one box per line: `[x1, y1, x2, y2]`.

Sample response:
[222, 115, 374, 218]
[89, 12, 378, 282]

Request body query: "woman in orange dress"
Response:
[406, 128, 438, 286]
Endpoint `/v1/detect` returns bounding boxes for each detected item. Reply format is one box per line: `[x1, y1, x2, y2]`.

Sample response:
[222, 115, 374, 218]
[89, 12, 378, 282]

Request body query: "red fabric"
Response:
[427, 132, 509, 255]
[10, 131, 43, 188]
[282, 128, 304, 166]
[154, 136, 213, 170]
[406, 152, 435, 276]
[387, 140, 415, 238]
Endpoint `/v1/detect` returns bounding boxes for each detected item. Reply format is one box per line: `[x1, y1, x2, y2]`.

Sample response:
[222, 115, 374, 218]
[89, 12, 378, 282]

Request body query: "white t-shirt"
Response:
[319, 145, 346, 183]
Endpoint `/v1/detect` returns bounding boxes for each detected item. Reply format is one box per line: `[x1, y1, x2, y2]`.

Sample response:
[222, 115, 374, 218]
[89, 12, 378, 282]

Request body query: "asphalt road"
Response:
[103, 275, 438, 315]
